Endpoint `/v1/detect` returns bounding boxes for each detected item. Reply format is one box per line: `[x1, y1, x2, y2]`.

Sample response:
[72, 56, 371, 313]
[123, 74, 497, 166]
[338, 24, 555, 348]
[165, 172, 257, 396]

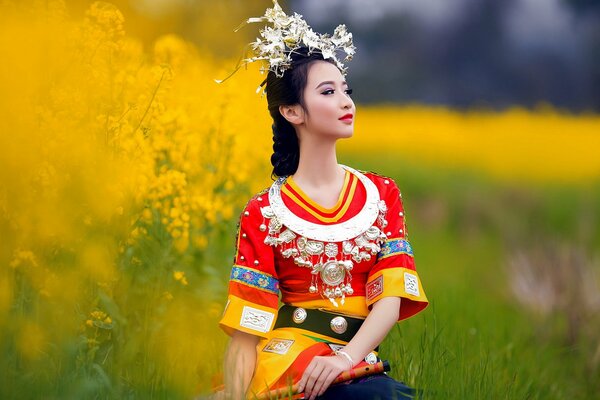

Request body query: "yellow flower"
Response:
[173, 270, 188, 285]
[142, 208, 152, 221]
[173, 271, 184, 281]
[91, 311, 106, 320]
[9, 249, 39, 269]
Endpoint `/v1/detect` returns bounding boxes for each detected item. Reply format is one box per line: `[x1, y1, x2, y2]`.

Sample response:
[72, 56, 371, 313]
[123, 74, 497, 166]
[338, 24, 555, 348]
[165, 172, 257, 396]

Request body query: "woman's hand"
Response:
[297, 354, 351, 400]
[296, 298, 401, 399]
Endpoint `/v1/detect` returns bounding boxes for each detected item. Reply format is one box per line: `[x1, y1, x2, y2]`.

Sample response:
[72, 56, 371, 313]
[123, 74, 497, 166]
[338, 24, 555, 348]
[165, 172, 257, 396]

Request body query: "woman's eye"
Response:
[321, 88, 354, 95]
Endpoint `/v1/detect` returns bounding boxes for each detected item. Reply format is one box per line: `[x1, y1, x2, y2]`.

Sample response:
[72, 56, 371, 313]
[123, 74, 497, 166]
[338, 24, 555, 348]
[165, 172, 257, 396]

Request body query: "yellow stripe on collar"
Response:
[281, 172, 357, 223]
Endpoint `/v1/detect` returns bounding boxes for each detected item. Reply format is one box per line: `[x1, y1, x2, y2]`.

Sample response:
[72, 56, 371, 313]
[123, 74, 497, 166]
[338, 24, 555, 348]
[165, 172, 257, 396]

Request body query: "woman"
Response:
[217, 2, 428, 399]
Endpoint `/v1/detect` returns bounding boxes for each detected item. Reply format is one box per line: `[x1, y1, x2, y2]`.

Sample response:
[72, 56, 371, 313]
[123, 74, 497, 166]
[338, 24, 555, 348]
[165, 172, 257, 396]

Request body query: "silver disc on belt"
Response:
[330, 316, 348, 334]
[292, 307, 307, 324]
[320, 260, 345, 286]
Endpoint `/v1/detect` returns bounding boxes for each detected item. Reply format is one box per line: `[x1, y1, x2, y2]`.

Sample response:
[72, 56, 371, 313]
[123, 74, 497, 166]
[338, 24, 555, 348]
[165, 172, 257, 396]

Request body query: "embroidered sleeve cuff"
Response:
[230, 265, 279, 295]
[219, 294, 278, 338]
[365, 268, 428, 321]
[377, 238, 413, 260]
[227, 265, 280, 310]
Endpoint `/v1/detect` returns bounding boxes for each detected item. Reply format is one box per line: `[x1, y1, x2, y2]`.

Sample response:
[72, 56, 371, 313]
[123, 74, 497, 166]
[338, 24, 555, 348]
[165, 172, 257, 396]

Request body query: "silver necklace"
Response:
[261, 165, 389, 306]
[268, 164, 381, 242]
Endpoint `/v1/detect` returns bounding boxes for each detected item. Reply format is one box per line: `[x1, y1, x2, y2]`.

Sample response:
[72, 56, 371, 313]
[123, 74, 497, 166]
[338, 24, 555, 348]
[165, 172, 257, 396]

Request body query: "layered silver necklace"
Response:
[260, 165, 389, 306]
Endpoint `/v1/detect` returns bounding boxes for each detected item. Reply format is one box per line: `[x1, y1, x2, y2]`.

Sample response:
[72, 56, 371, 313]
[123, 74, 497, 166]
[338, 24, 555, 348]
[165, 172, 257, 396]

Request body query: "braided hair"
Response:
[265, 47, 338, 178]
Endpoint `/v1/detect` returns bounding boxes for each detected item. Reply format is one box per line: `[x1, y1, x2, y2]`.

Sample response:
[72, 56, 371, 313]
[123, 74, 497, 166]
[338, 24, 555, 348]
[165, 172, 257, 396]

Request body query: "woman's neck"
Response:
[293, 136, 344, 186]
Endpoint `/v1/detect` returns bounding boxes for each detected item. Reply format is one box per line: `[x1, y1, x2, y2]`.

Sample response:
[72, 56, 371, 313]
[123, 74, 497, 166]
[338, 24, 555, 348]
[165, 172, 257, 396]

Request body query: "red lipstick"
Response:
[339, 113, 353, 120]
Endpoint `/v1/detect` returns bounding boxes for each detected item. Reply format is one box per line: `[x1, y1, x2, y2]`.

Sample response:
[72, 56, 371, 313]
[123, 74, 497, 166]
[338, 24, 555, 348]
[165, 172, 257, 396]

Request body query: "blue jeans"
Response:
[317, 374, 416, 400]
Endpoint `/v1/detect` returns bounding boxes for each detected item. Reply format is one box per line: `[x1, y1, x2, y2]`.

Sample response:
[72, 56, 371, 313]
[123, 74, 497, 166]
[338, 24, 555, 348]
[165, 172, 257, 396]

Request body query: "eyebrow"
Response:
[315, 80, 348, 89]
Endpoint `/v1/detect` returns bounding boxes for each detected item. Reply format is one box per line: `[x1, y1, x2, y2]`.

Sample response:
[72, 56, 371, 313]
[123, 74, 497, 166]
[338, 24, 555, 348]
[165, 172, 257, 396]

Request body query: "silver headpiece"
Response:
[215, 0, 356, 93]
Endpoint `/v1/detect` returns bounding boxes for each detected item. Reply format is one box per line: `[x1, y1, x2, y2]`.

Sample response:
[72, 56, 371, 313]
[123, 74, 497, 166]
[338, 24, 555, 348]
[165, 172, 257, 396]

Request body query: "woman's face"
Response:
[300, 60, 355, 140]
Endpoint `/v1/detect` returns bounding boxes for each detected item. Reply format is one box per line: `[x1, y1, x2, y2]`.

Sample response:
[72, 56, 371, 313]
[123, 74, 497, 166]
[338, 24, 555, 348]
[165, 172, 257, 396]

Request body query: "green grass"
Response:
[341, 154, 600, 399]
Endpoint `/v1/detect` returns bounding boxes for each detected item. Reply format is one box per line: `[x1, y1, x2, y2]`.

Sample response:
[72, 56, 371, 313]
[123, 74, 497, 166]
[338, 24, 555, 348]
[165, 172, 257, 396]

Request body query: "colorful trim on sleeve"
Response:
[377, 238, 413, 261]
[219, 295, 278, 338]
[365, 268, 428, 321]
[230, 265, 279, 295]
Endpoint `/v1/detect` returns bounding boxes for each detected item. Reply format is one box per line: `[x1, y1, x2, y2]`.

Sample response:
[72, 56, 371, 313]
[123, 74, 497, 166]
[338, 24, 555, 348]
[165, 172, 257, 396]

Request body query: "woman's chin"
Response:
[317, 129, 354, 141]
[336, 127, 355, 139]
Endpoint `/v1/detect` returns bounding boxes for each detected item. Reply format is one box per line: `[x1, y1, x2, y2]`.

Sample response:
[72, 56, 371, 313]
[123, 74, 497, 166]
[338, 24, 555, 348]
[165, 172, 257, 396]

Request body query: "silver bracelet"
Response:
[334, 349, 354, 368]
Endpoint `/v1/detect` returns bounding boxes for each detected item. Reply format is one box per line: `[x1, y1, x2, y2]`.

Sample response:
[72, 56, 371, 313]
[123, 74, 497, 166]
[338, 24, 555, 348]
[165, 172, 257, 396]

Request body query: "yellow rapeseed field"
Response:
[342, 105, 600, 184]
[0, 1, 598, 397]
[0, 1, 272, 395]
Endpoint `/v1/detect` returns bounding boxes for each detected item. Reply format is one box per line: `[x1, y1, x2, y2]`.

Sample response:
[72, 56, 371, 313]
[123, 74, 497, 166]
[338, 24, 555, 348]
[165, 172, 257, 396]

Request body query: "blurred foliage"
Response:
[292, 0, 600, 110]
[61, 0, 280, 58]
[1, 1, 271, 397]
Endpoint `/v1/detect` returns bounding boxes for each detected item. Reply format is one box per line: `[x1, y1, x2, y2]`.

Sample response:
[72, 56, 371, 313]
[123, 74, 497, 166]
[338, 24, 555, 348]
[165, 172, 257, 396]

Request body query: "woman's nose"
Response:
[340, 93, 353, 109]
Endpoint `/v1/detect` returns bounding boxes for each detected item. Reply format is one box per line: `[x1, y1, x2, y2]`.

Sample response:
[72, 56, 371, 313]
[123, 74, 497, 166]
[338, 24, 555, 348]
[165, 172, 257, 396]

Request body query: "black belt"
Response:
[273, 304, 366, 343]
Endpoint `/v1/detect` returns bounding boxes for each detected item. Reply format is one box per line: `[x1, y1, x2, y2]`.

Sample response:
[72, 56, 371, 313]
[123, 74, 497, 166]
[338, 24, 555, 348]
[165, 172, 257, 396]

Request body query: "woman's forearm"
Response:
[224, 330, 259, 398]
[341, 297, 401, 364]
[296, 297, 402, 398]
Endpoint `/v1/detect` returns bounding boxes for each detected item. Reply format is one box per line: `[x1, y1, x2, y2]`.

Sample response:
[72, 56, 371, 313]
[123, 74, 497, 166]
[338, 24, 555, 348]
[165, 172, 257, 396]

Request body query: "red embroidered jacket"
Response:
[220, 168, 428, 338]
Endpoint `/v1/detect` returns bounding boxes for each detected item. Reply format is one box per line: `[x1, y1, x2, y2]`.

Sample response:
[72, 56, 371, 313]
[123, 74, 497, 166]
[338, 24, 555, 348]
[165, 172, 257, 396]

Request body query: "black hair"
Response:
[265, 47, 338, 178]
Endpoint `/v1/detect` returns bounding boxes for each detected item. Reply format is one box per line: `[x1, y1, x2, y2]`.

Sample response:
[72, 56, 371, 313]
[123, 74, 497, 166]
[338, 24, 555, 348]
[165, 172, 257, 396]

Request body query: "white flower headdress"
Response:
[215, 0, 356, 94]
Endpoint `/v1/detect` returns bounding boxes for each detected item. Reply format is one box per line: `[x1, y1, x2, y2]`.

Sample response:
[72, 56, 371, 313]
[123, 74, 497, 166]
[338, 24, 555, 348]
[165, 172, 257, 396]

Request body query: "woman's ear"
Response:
[279, 104, 305, 126]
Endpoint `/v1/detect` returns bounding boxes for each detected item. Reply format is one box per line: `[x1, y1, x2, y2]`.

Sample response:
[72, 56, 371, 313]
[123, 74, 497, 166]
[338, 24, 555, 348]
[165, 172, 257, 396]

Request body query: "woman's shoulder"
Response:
[353, 167, 402, 197]
[360, 168, 394, 183]
[240, 186, 272, 214]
